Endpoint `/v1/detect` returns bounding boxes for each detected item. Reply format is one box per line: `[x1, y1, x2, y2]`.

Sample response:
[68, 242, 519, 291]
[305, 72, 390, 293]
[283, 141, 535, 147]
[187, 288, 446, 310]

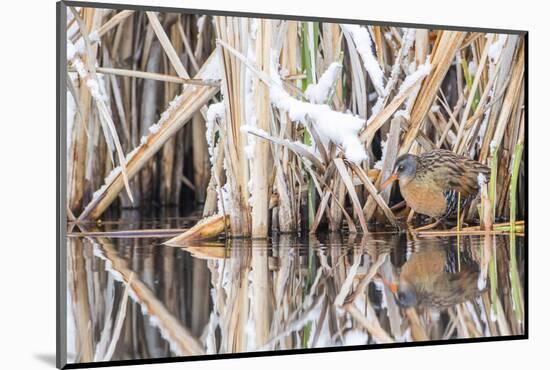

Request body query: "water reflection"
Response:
[66, 230, 525, 364]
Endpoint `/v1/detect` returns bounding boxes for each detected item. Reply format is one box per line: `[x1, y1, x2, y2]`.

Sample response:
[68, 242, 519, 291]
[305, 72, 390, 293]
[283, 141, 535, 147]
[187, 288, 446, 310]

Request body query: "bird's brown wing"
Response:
[418, 149, 490, 197]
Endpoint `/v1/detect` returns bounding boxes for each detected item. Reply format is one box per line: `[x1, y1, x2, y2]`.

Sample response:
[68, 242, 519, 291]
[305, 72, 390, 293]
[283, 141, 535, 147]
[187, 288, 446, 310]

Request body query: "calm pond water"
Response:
[66, 216, 525, 364]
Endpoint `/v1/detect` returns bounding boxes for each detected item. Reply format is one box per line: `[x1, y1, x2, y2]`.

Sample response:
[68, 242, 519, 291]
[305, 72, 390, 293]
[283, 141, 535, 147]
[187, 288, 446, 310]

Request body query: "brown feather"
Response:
[398, 149, 490, 218]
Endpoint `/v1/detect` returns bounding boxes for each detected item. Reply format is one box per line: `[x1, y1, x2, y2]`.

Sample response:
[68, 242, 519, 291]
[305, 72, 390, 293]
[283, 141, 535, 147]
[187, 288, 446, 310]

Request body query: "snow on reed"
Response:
[477, 173, 488, 188]
[341, 24, 384, 94]
[66, 91, 76, 149]
[205, 101, 225, 161]
[304, 62, 342, 104]
[343, 330, 369, 345]
[89, 93, 185, 202]
[201, 54, 222, 80]
[401, 28, 416, 59]
[373, 140, 387, 170]
[468, 61, 477, 76]
[397, 61, 432, 97]
[217, 183, 232, 215]
[488, 34, 508, 63]
[269, 55, 367, 163]
[244, 42, 258, 160]
[371, 27, 415, 118]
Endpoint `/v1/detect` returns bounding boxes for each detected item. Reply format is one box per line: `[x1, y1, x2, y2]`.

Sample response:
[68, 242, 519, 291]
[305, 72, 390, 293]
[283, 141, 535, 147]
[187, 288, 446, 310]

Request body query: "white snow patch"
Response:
[490, 139, 498, 154]
[341, 24, 384, 93]
[67, 90, 76, 151]
[394, 109, 410, 120]
[397, 62, 432, 97]
[89, 30, 100, 43]
[490, 306, 498, 322]
[201, 55, 221, 80]
[270, 55, 366, 163]
[196, 15, 206, 31]
[477, 271, 487, 291]
[148, 123, 160, 134]
[86, 79, 108, 102]
[477, 109, 491, 147]
[304, 62, 342, 104]
[217, 183, 232, 215]
[72, 58, 88, 78]
[374, 140, 387, 170]
[488, 34, 508, 64]
[205, 101, 225, 162]
[104, 166, 121, 184]
[477, 173, 487, 188]
[67, 41, 77, 60]
[468, 61, 477, 76]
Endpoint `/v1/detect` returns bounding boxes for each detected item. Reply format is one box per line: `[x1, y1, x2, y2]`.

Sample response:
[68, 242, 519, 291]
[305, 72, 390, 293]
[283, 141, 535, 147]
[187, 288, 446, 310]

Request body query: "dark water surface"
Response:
[66, 218, 525, 364]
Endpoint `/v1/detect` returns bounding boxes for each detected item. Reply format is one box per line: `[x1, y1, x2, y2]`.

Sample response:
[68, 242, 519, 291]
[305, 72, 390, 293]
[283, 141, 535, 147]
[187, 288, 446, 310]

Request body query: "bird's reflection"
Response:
[388, 237, 483, 308]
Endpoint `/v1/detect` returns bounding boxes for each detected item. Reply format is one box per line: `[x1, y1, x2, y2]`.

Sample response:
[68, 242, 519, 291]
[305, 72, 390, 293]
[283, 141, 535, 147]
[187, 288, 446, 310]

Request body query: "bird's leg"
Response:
[390, 200, 407, 212]
[451, 213, 468, 230]
[412, 218, 444, 232]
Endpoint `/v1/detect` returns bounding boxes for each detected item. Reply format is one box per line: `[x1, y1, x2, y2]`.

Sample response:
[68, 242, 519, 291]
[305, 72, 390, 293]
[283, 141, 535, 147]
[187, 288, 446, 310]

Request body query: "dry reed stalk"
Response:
[349, 162, 397, 227]
[274, 22, 299, 233]
[67, 7, 96, 213]
[453, 34, 493, 153]
[488, 43, 524, 155]
[359, 79, 426, 145]
[334, 159, 368, 233]
[78, 53, 220, 220]
[365, 117, 401, 221]
[70, 7, 135, 204]
[68, 228, 188, 238]
[146, 12, 189, 79]
[191, 15, 213, 204]
[164, 214, 228, 246]
[86, 66, 219, 85]
[399, 31, 466, 155]
[479, 35, 520, 162]
[214, 16, 253, 236]
[251, 20, 273, 237]
[95, 10, 134, 39]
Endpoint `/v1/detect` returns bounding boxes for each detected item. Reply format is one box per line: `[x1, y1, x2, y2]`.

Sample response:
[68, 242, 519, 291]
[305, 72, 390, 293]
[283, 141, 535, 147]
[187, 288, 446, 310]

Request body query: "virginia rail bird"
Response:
[386, 242, 482, 308]
[380, 149, 490, 228]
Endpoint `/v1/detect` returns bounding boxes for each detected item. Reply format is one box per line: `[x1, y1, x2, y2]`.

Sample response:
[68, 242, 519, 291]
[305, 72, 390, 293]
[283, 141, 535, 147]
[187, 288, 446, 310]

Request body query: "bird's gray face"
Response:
[379, 154, 418, 192]
[396, 286, 418, 308]
[393, 154, 417, 184]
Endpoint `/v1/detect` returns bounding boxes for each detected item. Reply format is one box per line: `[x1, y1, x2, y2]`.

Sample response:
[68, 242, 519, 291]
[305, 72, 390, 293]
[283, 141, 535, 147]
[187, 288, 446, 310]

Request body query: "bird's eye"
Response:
[397, 165, 403, 171]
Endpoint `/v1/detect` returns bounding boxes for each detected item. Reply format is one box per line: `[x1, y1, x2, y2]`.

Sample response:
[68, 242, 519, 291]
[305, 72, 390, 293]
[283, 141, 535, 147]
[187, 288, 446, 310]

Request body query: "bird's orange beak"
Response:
[379, 173, 398, 193]
[383, 278, 399, 294]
